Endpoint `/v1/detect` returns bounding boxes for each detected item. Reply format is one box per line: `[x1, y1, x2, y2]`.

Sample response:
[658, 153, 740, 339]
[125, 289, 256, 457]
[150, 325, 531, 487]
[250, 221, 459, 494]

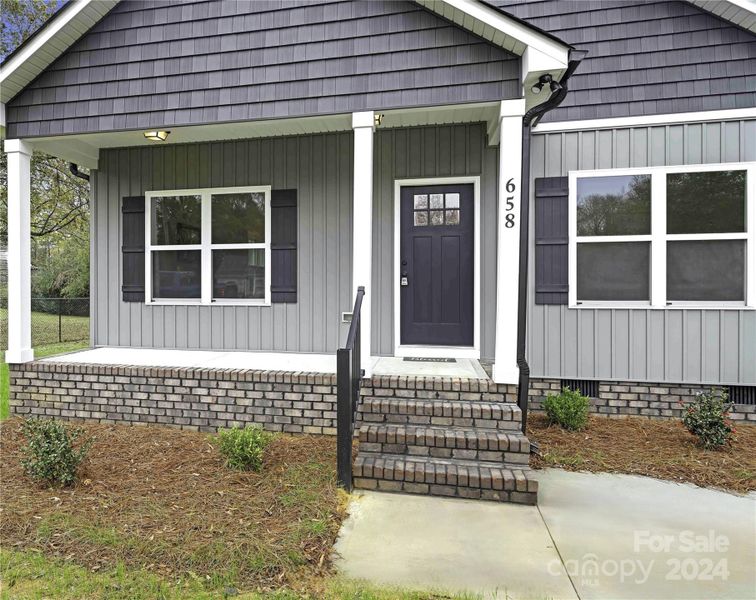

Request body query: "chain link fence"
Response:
[0, 297, 90, 350]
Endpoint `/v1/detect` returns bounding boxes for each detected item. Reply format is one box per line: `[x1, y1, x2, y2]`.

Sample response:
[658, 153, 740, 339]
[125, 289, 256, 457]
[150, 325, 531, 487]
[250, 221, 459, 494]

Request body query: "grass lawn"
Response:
[0, 308, 90, 349]
[0, 550, 470, 600]
[0, 341, 89, 420]
[528, 413, 756, 493]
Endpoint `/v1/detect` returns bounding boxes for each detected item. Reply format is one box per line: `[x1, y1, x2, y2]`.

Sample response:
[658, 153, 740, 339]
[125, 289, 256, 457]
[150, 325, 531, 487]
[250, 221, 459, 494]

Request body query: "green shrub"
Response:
[542, 387, 590, 431]
[682, 390, 734, 450]
[20, 418, 93, 486]
[215, 425, 273, 471]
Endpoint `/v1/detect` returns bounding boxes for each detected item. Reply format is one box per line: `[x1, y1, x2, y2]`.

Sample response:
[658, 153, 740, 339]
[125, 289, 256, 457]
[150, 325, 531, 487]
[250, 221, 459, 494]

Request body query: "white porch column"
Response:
[352, 111, 374, 376]
[4, 139, 34, 364]
[492, 100, 526, 384]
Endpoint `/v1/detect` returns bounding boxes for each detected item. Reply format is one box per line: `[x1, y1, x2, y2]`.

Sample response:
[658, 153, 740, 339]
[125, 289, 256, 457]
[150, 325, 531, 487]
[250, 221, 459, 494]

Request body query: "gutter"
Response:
[69, 163, 90, 181]
[516, 48, 588, 436]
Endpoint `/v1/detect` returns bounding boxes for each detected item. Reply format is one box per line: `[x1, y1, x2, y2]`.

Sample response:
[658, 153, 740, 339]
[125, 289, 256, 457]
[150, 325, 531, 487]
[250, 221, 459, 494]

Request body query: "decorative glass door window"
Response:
[146, 186, 271, 304]
[413, 192, 461, 226]
[569, 163, 755, 308]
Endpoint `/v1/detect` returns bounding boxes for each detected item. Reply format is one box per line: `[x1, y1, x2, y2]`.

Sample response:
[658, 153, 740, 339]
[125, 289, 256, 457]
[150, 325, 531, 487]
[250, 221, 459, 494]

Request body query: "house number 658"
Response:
[505, 178, 516, 228]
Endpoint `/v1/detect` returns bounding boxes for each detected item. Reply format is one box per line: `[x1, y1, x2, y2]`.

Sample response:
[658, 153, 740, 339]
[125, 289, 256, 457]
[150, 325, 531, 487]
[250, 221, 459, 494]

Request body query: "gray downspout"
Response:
[516, 49, 588, 436]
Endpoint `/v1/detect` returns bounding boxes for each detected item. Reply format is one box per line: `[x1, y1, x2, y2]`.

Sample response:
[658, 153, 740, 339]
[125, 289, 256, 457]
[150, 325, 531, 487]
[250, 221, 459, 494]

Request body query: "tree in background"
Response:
[1, 0, 90, 299]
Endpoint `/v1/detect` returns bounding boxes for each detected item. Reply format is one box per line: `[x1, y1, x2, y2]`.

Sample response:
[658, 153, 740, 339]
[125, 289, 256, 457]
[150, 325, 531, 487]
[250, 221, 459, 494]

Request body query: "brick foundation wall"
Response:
[529, 378, 756, 423]
[8, 365, 521, 433]
[9, 362, 338, 434]
[11, 361, 754, 431]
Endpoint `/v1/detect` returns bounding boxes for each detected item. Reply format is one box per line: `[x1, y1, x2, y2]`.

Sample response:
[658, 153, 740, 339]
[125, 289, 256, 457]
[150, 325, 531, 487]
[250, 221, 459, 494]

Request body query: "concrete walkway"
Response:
[333, 469, 756, 600]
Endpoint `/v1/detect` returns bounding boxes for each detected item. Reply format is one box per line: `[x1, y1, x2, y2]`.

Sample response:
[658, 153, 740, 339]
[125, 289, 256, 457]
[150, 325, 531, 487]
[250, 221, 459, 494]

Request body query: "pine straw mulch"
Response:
[0, 418, 347, 595]
[527, 413, 756, 494]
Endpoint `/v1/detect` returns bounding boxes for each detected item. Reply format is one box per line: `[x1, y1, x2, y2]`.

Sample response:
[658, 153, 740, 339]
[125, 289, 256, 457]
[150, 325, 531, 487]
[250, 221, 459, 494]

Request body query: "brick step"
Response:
[353, 453, 538, 504]
[358, 423, 530, 465]
[358, 397, 522, 430]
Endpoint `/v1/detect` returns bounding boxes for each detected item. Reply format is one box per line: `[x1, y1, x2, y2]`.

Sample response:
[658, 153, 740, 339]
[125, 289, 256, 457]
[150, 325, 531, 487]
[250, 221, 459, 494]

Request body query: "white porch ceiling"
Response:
[28, 101, 507, 169]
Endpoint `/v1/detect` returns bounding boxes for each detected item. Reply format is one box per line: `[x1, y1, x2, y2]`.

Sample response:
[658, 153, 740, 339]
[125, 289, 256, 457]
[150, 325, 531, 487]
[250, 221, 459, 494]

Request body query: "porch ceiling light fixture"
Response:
[531, 74, 562, 95]
[374, 113, 384, 127]
[143, 130, 170, 141]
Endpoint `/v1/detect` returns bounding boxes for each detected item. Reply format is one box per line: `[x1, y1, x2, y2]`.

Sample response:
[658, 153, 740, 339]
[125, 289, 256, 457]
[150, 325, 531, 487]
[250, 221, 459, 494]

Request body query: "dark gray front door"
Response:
[400, 184, 474, 347]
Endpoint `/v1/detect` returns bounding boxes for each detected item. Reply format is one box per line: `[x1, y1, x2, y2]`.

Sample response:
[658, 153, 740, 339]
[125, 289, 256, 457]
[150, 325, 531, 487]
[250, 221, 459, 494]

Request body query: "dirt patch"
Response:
[528, 413, 756, 494]
[0, 418, 346, 594]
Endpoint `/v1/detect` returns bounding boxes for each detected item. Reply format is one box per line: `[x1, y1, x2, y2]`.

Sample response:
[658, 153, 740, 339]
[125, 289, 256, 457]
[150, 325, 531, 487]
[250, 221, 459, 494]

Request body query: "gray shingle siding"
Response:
[495, 0, 756, 122]
[6, 0, 521, 138]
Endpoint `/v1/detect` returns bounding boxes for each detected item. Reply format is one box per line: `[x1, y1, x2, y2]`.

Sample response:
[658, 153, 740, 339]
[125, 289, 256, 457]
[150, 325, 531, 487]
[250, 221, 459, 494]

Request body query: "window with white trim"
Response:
[146, 186, 271, 305]
[569, 163, 755, 308]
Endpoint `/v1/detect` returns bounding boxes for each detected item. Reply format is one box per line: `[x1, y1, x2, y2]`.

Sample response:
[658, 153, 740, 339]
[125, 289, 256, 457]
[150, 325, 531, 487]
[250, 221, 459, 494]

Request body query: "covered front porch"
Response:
[4, 101, 528, 384]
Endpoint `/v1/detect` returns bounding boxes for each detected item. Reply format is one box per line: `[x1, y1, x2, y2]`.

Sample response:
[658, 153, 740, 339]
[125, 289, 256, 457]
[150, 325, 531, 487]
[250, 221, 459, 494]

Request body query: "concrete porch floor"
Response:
[333, 469, 756, 600]
[41, 347, 490, 379]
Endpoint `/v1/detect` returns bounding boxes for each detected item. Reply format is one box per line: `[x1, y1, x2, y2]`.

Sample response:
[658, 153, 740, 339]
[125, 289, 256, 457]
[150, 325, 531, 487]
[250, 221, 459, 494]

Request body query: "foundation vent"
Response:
[727, 386, 756, 405]
[560, 379, 599, 398]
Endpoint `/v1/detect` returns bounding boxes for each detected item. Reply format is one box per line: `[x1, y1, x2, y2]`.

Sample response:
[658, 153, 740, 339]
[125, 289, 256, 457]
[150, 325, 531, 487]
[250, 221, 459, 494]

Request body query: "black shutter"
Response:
[271, 189, 297, 303]
[534, 177, 569, 305]
[122, 196, 145, 302]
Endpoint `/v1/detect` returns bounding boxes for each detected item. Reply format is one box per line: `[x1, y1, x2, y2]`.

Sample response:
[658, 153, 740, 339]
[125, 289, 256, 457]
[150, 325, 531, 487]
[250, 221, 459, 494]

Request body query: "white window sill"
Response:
[146, 300, 271, 307]
[569, 304, 754, 311]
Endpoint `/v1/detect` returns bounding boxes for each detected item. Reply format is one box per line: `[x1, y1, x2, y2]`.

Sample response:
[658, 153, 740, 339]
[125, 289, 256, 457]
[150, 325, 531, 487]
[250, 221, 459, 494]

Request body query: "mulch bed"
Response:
[528, 413, 756, 494]
[0, 418, 346, 594]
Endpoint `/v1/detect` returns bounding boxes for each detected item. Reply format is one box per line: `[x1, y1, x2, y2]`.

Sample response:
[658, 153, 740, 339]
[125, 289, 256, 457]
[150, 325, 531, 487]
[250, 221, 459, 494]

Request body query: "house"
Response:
[2, 0, 755, 504]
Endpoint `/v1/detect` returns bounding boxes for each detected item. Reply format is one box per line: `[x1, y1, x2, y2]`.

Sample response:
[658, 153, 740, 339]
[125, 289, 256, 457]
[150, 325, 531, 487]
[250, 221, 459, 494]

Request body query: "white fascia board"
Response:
[532, 107, 756, 133]
[0, 0, 120, 103]
[687, 0, 756, 34]
[415, 0, 570, 66]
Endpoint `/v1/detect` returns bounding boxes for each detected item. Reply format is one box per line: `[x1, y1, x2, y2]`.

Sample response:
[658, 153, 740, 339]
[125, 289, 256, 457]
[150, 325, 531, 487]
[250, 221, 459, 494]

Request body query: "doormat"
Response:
[403, 357, 457, 363]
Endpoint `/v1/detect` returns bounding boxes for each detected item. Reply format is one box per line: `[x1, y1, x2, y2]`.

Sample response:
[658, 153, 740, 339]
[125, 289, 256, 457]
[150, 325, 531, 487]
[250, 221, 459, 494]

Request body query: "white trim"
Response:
[533, 108, 756, 133]
[568, 161, 756, 310]
[414, 0, 570, 63]
[393, 176, 481, 360]
[488, 98, 527, 146]
[688, 0, 756, 34]
[4, 139, 34, 363]
[493, 110, 525, 384]
[145, 185, 272, 306]
[352, 111, 375, 377]
[0, 0, 119, 104]
[650, 170, 667, 307]
[394, 345, 481, 360]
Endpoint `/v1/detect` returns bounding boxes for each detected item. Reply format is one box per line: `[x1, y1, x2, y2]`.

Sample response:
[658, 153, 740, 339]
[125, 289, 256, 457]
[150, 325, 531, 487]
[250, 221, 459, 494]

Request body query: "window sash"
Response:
[145, 186, 272, 305]
[568, 162, 756, 309]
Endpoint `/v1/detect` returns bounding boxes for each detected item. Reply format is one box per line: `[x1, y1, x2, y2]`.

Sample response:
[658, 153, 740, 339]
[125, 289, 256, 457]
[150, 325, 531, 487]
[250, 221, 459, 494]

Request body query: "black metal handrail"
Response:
[336, 286, 365, 491]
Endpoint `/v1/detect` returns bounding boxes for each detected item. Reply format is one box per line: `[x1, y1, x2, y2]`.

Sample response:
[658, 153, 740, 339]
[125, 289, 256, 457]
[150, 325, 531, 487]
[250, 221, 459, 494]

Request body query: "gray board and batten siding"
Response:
[496, 0, 756, 122]
[92, 123, 497, 357]
[93, 132, 354, 353]
[5, 0, 521, 139]
[528, 119, 756, 386]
